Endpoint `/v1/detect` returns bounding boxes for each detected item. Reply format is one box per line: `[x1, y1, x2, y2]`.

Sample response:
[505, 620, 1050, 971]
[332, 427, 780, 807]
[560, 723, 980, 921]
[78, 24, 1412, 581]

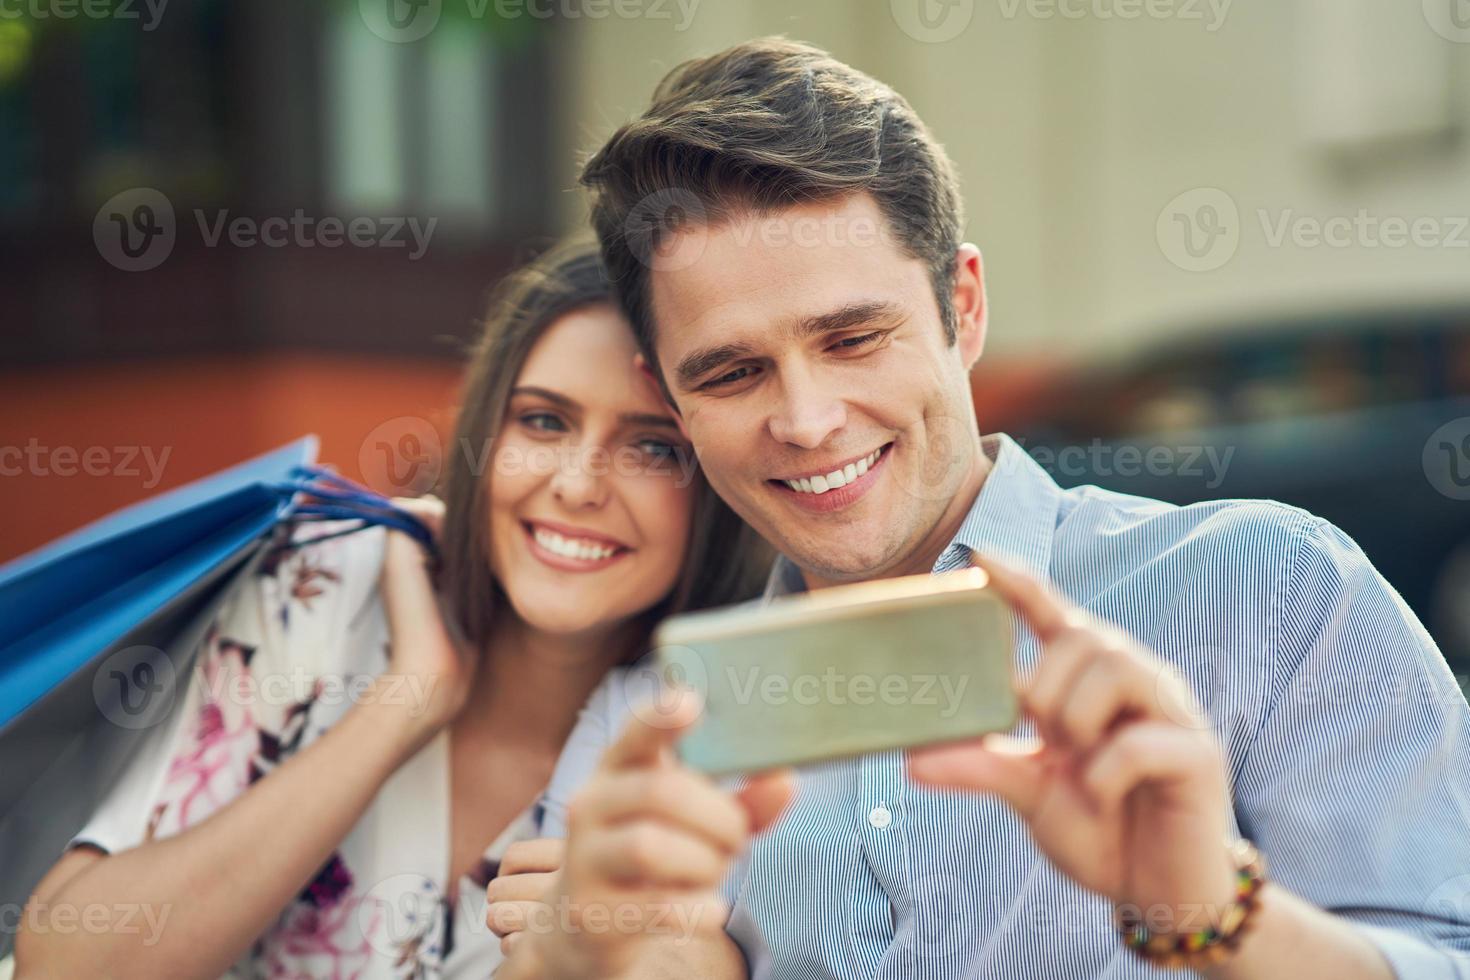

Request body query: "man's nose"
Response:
[767, 369, 847, 450]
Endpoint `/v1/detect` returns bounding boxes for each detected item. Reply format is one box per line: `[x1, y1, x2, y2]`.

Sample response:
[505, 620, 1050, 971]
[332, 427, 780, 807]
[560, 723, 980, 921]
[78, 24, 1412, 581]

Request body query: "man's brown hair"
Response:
[581, 37, 965, 382]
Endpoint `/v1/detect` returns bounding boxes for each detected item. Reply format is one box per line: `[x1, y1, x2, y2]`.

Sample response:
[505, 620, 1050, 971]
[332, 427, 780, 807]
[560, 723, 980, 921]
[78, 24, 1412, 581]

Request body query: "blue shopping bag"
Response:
[0, 437, 434, 940]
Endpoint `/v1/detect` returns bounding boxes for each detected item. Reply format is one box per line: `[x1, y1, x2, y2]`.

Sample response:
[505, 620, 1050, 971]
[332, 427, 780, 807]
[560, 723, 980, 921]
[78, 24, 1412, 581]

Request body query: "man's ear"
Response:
[951, 244, 988, 370]
[634, 352, 692, 442]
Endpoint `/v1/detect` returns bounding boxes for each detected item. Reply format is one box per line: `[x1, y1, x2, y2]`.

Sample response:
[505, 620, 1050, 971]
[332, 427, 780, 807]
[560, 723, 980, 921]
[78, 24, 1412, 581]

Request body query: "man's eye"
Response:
[833, 331, 882, 351]
[519, 412, 567, 433]
[704, 365, 756, 389]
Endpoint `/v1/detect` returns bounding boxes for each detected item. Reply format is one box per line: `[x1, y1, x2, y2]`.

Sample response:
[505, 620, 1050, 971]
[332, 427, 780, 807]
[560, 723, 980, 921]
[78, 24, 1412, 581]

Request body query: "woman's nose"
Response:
[549, 446, 611, 510]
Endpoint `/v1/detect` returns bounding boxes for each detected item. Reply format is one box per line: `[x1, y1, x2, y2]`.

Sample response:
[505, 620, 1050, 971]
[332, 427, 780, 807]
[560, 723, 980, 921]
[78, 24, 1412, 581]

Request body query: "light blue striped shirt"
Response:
[542, 432, 1470, 979]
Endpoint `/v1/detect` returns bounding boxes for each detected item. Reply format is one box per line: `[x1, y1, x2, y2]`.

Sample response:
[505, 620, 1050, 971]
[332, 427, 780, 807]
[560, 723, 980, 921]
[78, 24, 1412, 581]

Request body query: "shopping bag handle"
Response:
[267, 465, 440, 563]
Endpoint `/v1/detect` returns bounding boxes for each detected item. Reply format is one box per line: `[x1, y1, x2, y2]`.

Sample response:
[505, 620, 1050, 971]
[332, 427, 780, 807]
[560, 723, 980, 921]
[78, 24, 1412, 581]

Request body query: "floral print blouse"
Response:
[70, 521, 544, 979]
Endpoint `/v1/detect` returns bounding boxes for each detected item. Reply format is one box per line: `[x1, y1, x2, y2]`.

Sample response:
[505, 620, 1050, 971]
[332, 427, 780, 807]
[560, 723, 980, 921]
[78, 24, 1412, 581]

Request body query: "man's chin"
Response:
[740, 491, 909, 582]
[779, 535, 905, 586]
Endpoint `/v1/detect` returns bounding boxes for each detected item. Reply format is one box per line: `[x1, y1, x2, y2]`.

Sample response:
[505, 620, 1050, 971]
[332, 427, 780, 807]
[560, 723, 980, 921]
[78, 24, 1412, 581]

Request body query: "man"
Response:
[489, 38, 1470, 979]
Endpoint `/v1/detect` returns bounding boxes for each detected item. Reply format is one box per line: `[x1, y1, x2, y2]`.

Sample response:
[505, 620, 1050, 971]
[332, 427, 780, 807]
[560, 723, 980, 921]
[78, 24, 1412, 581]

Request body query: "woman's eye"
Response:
[636, 439, 682, 460]
[519, 412, 567, 433]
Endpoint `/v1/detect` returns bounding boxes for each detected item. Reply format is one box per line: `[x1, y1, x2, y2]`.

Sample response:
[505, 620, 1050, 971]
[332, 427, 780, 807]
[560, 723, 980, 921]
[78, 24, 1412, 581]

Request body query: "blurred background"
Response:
[3, 0, 1470, 672]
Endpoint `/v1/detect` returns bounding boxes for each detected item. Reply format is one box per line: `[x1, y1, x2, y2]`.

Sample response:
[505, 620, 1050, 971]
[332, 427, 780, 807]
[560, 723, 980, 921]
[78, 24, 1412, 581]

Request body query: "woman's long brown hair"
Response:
[438, 235, 772, 655]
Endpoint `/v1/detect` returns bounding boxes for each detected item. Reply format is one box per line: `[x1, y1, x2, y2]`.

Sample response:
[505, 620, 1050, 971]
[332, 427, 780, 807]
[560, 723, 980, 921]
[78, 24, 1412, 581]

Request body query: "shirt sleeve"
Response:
[1234, 516, 1470, 979]
[539, 667, 642, 839]
[69, 522, 387, 856]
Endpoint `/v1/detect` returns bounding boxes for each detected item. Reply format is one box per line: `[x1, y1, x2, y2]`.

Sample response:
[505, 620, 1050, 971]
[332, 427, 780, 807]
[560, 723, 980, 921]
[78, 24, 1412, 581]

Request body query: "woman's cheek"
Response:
[489, 437, 544, 499]
[661, 480, 698, 581]
[631, 474, 696, 587]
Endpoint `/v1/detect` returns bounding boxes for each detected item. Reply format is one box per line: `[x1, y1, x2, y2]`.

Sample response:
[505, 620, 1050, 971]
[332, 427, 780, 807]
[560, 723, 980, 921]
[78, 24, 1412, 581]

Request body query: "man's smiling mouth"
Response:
[768, 442, 893, 496]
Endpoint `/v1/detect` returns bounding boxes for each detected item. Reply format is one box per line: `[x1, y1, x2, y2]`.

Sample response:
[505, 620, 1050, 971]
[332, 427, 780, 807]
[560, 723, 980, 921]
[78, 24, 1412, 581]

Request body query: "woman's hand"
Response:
[486, 838, 566, 957]
[14, 494, 476, 980]
[375, 494, 476, 749]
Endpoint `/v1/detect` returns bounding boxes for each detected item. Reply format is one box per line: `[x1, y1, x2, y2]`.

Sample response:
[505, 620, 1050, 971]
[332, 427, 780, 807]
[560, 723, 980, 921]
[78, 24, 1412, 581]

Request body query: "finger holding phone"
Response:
[493, 688, 795, 980]
[908, 554, 1239, 937]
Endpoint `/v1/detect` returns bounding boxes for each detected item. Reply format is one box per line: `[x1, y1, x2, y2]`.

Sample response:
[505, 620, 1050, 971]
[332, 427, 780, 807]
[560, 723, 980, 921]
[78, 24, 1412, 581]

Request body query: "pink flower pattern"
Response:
[143, 534, 435, 978]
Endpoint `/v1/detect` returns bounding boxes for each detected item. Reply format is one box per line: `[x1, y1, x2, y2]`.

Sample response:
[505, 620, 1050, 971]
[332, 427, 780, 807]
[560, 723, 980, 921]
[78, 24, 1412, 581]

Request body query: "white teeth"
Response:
[533, 527, 617, 561]
[782, 447, 885, 495]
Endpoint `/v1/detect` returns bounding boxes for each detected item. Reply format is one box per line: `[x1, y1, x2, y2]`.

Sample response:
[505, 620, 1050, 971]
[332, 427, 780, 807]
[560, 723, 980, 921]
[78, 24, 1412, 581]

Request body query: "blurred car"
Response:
[997, 308, 1470, 676]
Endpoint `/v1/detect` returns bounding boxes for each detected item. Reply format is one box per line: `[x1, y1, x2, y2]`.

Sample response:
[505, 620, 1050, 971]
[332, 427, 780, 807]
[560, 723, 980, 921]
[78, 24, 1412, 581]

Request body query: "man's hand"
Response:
[909, 553, 1237, 931]
[511, 688, 795, 980]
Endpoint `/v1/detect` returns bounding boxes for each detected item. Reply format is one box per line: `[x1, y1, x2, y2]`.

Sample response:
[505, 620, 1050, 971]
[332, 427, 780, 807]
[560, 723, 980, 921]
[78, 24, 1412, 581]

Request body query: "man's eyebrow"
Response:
[512, 387, 679, 430]
[796, 300, 904, 337]
[672, 301, 902, 391]
[675, 341, 757, 390]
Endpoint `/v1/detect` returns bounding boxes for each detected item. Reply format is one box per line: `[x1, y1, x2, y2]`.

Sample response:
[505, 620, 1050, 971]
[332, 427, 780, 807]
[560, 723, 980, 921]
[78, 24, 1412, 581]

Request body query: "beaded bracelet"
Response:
[1115, 838, 1267, 970]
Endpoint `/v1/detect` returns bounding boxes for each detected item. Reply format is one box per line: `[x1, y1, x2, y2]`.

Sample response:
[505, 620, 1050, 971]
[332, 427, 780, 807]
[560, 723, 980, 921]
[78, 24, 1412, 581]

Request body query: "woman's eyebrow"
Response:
[511, 385, 578, 409]
[514, 387, 678, 430]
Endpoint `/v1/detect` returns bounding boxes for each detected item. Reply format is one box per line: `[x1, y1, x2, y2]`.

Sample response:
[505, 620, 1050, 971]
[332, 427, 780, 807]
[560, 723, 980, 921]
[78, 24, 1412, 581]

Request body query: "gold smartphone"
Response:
[650, 567, 1017, 775]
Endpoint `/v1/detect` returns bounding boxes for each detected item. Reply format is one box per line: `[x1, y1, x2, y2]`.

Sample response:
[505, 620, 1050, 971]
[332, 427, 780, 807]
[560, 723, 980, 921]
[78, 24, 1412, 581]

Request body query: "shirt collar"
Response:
[761, 432, 1061, 601]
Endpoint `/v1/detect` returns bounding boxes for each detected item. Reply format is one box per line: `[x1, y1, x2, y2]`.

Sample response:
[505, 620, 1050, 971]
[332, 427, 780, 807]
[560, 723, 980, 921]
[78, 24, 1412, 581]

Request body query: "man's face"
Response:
[648, 192, 989, 586]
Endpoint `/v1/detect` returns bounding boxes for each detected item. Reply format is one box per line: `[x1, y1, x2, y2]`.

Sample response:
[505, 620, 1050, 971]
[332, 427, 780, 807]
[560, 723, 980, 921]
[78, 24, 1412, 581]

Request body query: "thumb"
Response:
[907, 734, 1047, 818]
[737, 768, 797, 836]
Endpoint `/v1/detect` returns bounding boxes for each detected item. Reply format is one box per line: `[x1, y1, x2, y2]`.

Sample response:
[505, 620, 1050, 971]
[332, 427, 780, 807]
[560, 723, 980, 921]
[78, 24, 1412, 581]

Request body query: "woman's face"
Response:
[486, 303, 697, 636]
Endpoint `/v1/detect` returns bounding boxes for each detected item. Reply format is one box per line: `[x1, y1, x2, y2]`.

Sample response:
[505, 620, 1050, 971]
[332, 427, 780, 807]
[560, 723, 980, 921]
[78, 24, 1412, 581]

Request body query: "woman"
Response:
[14, 237, 771, 979]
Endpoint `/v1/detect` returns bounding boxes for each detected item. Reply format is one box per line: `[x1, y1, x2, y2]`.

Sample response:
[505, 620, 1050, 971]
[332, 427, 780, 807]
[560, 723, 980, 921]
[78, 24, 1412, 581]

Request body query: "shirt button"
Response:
[868, 804, 892, 829]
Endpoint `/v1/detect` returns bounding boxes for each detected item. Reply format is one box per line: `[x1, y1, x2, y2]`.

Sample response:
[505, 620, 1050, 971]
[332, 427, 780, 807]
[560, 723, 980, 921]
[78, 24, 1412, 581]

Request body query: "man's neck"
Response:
[800, 437, 995, 590]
